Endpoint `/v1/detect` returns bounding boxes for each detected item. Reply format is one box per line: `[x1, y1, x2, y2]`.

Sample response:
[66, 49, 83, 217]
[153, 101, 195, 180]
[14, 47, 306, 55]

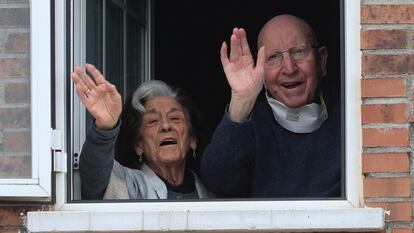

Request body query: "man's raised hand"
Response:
[220, 28, 265, 122]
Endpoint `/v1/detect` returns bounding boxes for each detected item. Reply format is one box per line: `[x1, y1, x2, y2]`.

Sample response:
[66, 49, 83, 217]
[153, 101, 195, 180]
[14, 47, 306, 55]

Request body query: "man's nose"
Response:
[280, 52, 297, 74]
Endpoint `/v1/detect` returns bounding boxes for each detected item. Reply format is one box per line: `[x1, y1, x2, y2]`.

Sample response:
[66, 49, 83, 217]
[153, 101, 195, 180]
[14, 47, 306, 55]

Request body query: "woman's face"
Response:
[135, 96, 196, 167]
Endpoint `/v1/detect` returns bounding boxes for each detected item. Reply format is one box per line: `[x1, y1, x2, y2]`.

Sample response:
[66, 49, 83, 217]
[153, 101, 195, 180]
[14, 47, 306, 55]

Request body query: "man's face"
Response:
[261, 21, 327, 108]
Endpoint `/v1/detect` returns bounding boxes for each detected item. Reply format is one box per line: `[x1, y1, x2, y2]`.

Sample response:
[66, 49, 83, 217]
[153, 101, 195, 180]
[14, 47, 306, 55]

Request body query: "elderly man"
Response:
[200, 14, 341, 198]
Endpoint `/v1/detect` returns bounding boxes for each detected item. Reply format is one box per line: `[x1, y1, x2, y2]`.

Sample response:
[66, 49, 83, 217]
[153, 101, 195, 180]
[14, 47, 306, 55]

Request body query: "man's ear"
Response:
[318, 46, 328, 76]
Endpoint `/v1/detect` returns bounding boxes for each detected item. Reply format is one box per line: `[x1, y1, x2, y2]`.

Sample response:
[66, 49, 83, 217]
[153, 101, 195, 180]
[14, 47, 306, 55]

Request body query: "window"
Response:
[70, 0, 346, 201]
[71, 0, 150, 200]
[0, 0, 52, 201]
[26, 0, 384, 232]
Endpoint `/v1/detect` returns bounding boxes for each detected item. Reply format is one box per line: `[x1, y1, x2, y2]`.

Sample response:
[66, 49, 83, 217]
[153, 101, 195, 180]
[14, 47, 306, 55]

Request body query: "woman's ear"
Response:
[190, 137, 197, 150]
[135, 144, 143, 156]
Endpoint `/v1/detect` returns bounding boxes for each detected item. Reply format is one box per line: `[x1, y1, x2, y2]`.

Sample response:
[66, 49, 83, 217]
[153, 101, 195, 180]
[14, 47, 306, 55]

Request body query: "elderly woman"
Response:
[71, 64, 211, 199]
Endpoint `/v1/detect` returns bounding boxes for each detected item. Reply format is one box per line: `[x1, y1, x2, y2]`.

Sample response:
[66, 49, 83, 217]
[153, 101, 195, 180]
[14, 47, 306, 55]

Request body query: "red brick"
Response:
[392, 228, 412, 233]
[3, 131, 30, 152]
[362, 55, 410, 75]
[362, 128, 409, 147]
[0, 8, 29, 28]
[361, 78, 406, 97]
[412, 30, 414, 49]
[362, 5, 414, 24]
[0, 156, 30, 177]
[362, 153, 409, 173]
[412, 97, 414, 122]
[0, 230, 21, 233]
[0, 207, 23, 226]
[409, 55, 414, 73]
[0, 207, 38, 225]
[364, 177, 411, 198]
[361, 29, 406, 49]
[366, 202, 412, 221]
[0, 107, 30, 128]
[362, 104, 407, 124]
[368, 230, 386, 233]
[5, 83, 30, 103]
[0, 59, 29, 77]
[5, 33, 29, 53]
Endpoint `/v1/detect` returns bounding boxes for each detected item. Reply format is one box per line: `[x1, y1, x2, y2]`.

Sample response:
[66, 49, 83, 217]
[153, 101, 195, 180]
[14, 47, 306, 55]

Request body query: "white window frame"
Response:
[27, 0, 385, 232]
[0, 0, 52, 201]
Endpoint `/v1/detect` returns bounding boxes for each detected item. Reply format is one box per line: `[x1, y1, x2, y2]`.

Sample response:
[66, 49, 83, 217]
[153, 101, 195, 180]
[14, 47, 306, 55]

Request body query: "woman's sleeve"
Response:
[79, 122, 121, 199]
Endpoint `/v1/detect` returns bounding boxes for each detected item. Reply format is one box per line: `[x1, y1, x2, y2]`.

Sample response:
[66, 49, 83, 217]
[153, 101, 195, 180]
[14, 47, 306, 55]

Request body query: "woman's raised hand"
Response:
[71, 64, 122, 130]
[220, 28, 265, 122]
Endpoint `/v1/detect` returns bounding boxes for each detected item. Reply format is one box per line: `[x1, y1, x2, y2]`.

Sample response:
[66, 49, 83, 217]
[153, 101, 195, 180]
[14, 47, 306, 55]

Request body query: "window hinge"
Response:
[51, 129, 62, 151]
[51, 129, 67, 173]
[53, 151, 67, 173]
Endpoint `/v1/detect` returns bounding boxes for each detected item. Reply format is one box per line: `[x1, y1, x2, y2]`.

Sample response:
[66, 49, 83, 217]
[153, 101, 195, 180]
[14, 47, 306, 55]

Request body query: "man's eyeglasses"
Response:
[265, 44, 318, 68]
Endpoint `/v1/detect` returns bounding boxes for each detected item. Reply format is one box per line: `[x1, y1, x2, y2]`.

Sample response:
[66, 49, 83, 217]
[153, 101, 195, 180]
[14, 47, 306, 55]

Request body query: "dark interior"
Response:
[154, 0, 341, 139]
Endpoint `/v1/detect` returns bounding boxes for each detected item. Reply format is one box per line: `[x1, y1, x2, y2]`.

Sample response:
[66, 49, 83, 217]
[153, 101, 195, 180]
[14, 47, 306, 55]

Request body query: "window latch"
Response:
[51, 129, 67, 173]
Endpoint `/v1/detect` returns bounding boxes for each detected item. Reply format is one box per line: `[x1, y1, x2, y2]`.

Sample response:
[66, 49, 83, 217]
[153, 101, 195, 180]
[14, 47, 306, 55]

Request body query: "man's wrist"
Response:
[228, 98, 255, 123]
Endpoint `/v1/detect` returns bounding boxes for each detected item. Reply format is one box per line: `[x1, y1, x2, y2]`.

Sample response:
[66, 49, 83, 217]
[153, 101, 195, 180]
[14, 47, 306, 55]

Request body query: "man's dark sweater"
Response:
[200, 99, 341, 198]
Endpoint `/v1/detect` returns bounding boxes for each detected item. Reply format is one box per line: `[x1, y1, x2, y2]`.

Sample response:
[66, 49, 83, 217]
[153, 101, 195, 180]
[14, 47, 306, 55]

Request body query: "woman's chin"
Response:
[154, 152, 186, 165]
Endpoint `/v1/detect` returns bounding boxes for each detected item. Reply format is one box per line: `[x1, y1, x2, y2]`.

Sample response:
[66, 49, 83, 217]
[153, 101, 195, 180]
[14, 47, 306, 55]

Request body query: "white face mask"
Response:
[265, 93, 328, 133]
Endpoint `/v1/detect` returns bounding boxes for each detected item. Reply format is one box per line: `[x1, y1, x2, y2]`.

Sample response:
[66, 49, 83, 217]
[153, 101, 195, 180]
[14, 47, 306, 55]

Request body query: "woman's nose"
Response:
[160, 117, 171, 131]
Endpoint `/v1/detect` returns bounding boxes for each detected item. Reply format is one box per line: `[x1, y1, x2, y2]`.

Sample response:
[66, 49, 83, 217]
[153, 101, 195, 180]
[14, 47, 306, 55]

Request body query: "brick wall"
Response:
[0, 0, 33, 232]
[361, 2, 414, 233]
[0, 0, 31, 176]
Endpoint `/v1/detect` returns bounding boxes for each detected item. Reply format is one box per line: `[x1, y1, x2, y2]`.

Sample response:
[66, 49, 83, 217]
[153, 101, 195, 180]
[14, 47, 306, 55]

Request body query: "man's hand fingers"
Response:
[229, 29, 242, 62]
[239, 28, 251, 56]
[220, 42, 230, 67]
[256, 46, 266, 73]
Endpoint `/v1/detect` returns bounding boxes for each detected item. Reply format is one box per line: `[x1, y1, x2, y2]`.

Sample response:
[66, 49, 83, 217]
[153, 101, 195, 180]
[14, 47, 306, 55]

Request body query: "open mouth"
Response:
[160, 138, 177, 146]
[281, 81, 303, 89]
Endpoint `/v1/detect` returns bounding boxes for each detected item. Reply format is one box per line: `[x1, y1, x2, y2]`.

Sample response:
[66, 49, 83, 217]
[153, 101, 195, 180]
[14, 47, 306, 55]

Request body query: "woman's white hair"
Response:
[131, 80, 178, 113]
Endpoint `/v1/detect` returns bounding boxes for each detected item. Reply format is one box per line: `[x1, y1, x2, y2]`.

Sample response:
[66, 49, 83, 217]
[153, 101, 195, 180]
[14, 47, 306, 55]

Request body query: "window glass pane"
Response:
[126, 14, 145, 97]
[0, 3, 31, 178]
[86, 0, 103, 70]
[127, 0, 146, 17]
[105, 1, 124, 94]
[74, 0, 149, 201]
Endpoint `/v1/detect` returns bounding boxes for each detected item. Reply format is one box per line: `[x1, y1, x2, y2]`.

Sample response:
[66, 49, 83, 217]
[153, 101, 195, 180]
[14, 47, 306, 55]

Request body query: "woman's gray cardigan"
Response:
[104, 161, 210, 199]
[80, 123, 210, 199]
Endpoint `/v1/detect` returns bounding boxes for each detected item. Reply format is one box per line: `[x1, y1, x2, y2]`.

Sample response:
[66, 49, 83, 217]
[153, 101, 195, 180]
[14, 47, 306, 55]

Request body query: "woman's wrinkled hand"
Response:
[71, 64, 122, 130]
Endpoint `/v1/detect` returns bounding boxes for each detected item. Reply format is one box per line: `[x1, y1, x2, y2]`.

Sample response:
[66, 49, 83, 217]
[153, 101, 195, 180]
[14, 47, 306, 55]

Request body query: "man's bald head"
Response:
[258, 14, 318, 49]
